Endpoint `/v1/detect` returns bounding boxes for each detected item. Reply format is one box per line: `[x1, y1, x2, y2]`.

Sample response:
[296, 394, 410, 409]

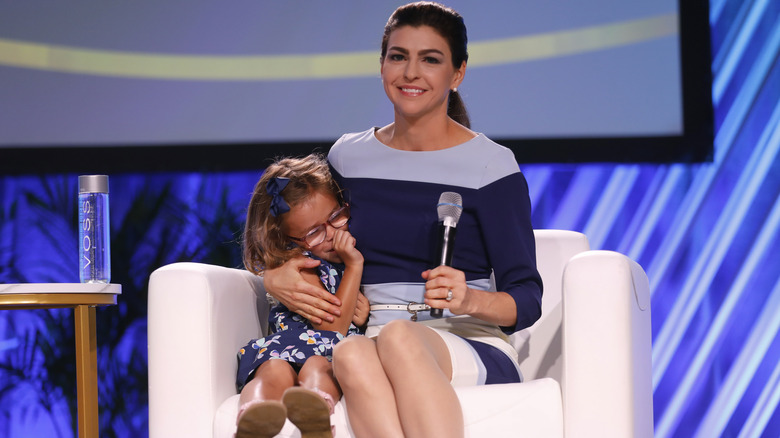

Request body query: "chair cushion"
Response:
[213, 378, 562, 438]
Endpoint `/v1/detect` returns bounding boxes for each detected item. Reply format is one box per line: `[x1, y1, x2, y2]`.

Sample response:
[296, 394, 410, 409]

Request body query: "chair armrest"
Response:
[148, 262, 268, 438]
[561, 251, 653, 438]
[513, 229, 591, 381]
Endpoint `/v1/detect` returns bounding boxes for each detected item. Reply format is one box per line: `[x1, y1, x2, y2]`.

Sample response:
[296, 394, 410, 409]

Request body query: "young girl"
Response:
[237, 154, 368, 438]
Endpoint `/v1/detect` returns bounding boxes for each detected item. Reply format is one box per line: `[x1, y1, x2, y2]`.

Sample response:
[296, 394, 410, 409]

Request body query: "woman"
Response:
[264, 2, 542, 437]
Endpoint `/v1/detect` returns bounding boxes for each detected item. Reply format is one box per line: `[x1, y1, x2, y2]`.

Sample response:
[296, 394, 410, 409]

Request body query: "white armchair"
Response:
[148, 230, 653, 437]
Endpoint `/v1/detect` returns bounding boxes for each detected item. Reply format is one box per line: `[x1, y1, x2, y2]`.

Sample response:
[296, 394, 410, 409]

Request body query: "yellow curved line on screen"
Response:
[0, 13, 676, 80]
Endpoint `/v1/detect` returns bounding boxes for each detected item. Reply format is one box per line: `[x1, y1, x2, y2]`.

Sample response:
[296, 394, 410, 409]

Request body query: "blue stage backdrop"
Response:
[1, 1, 779, 437]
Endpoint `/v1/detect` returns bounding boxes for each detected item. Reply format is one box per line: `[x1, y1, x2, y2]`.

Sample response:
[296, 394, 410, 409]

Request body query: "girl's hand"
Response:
[421, 265, 472, 316]
[352, 292, 370, 327]
[263, 256, 342, 324]
[333, 229, 364, 267]
[312, 230, 364, 335]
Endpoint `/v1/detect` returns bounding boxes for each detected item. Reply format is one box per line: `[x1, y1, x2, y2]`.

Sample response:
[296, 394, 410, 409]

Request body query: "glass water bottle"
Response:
[78, 175, 110, 283]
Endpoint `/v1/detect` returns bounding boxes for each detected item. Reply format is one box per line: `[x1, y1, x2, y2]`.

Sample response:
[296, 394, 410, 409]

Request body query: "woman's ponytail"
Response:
[448, 89, 470, 128]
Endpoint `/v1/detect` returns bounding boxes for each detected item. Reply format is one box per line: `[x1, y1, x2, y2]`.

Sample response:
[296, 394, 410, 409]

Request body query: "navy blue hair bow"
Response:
[266, 177, 290, 217]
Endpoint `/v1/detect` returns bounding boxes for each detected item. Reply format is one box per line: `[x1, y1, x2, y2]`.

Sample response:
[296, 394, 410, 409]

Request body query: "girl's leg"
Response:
[332, 336, 405, 438]
[376, 320, 464, 438]
[284, 356, 339, 437]
[237, 359, 298, 438]
[239, 358, 298, 406]
[297, 355, 341, 403]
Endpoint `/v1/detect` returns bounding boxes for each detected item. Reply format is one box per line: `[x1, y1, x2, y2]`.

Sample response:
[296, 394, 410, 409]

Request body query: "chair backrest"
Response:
[510, 230, 590, 382]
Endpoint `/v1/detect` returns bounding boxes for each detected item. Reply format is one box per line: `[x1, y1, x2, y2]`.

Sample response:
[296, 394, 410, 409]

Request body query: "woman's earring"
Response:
[452, 88, 458, 93]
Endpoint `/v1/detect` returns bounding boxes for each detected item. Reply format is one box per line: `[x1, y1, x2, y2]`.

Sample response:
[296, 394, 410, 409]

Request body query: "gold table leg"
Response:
[74, 305, 99, 438]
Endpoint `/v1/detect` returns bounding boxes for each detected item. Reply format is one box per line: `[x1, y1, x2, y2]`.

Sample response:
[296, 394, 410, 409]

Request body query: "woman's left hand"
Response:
[421, 266, 471, 315]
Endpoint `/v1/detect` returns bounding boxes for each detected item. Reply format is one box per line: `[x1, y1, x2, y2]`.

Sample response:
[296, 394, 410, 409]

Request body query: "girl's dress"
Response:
[236, 254, 362, 391]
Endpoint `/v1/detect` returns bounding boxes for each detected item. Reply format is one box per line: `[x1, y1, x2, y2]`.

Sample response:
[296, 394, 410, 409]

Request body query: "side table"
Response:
[0, 283, 122, 438]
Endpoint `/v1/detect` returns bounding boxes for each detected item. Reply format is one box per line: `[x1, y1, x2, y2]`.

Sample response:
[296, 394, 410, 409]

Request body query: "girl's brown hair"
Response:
[242, 154, 342, 274]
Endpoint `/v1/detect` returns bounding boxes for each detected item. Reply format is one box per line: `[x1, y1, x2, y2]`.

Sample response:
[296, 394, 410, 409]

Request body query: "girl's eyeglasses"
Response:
[288, 204, 350, 248]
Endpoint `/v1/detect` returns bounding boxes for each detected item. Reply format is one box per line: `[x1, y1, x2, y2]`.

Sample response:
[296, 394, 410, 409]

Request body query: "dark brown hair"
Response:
[381, 1, 470, 127]
[242, 154, 342, 274]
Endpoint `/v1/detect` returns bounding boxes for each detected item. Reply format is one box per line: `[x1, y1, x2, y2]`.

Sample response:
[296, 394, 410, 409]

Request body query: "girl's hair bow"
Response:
[266, 177, 290, 217]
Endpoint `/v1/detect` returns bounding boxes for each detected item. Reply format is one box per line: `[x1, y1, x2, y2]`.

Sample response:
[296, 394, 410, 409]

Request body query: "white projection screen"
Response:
[0, 0, 713, 172]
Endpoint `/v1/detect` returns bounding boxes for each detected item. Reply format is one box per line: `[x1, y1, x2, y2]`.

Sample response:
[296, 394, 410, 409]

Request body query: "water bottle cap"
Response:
[78, 175, 109, 193]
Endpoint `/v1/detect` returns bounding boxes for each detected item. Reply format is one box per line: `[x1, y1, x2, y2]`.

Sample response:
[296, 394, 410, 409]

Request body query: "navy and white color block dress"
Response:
[328, 128, 543, 385]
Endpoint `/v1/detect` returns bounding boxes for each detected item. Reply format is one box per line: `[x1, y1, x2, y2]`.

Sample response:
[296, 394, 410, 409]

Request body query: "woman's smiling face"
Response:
[380, 25, 465, 122]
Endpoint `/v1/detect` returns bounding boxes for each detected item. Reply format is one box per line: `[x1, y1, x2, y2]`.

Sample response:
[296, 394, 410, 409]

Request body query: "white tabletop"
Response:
[0, 283, 122, 294]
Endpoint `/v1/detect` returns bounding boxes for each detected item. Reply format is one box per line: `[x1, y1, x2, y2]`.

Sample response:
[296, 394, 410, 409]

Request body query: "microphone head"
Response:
[437, 192, 463, 223]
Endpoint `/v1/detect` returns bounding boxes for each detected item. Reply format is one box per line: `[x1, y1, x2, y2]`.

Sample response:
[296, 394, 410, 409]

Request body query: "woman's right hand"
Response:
[263, 257, 343, 324]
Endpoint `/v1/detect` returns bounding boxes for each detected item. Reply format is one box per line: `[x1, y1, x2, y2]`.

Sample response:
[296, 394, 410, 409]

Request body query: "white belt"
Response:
[370, 302, 431, 321]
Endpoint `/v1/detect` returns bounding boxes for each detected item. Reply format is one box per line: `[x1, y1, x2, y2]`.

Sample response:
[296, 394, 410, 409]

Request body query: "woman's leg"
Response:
[332, 336, 405, 438]
[239, 359, 298, 406]
[375, 320, 464, 438]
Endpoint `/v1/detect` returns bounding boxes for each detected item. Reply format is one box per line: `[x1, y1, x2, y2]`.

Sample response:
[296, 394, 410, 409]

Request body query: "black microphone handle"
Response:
[431, 223, 456, 318]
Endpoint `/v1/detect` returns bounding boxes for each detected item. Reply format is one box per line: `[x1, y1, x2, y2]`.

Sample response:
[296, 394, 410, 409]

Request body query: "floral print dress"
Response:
[236, 254, 362, 391]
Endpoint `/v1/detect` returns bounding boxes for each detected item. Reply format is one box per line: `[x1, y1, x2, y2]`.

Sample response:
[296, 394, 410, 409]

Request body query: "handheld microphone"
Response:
[431, 192, 463, 318]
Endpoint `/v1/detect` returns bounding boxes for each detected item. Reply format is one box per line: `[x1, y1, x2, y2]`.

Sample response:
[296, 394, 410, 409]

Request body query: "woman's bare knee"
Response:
[376, 320, 423, 357]
[333, 336, 373, 367]
[376, 320, 452, 379]
[332, 336, 377, 384]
